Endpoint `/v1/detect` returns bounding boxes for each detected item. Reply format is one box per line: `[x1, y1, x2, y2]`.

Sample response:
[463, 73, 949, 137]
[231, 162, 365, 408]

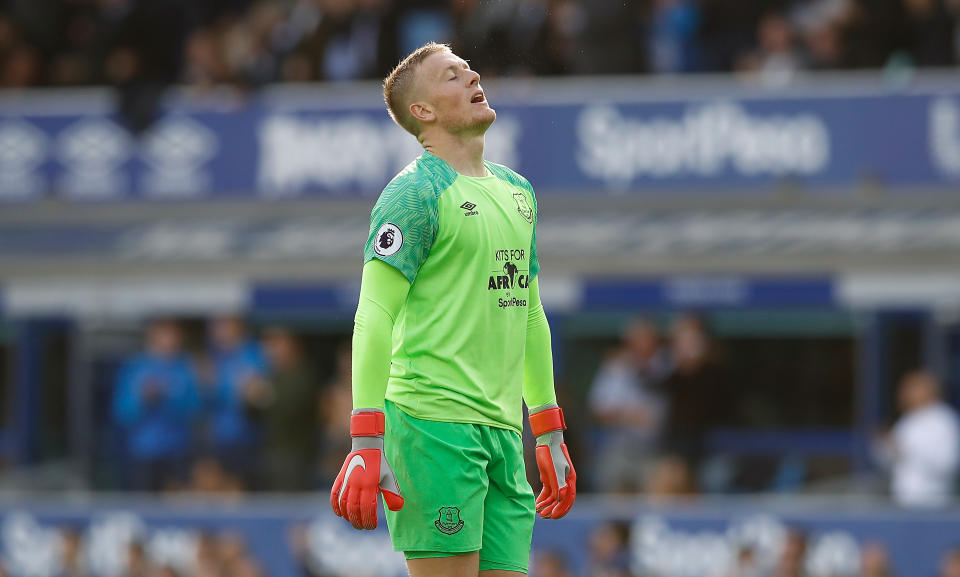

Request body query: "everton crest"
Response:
[435, 507, 464, 535]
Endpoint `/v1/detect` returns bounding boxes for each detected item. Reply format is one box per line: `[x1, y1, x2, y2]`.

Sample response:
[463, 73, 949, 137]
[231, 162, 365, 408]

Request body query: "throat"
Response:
[423, 135, 487, 177]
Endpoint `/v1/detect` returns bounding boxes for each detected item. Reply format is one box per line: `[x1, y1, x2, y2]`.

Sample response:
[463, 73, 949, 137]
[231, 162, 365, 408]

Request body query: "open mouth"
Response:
[471, 91, 486, 104]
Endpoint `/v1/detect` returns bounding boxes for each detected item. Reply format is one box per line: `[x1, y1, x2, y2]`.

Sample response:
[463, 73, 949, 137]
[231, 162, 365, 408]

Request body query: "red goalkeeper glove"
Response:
[529, 404, 576, 519]
[330, 409, 404, 530]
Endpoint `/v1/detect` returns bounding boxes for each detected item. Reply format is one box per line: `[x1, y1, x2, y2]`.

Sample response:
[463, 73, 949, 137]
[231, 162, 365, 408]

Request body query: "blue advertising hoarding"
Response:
[2, 76, 960, 201]
[1, 498, 958, 577]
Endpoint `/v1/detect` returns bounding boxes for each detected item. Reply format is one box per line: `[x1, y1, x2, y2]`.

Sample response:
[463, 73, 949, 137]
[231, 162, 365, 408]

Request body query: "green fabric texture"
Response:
[383, 401, 534, 571]
[352, 259, 411, 410]
[362, 153, 456, 283]
[352, 261, 557, 413]
[521, 276, 557, 410]
[357, 152, 547, 432]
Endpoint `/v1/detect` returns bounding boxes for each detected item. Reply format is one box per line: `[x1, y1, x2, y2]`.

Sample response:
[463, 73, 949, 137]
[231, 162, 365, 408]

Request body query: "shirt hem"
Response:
[385, 399, 522, 435]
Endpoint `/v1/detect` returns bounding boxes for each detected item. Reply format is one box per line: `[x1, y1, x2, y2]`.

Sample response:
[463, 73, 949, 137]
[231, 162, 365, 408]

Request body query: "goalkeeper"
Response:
[329, 42, 576, 577]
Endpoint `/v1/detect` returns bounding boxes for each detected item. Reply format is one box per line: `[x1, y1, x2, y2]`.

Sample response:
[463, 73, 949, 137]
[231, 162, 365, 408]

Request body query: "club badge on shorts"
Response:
[435, 507, 464, 535]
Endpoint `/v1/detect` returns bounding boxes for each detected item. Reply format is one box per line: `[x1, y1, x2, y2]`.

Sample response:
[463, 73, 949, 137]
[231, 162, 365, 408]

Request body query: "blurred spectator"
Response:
[766, 530, 808, 577]
[647, 0, 702, 73]
[449, 0, 516, 76]
[152, 567, 180, 577]
[395, 2, 453, 59]
[289, 524, 317, 577]
[2, 44, 40, 87]
[873, 370, 960, 507]
[214, 532, 259, 577]
[183, 29, 232, 90]
[192, 531, 221, 577]
[584, 522, 631, 577]
[59, 526, 88, 577]
[860, 542, 895, 577]
[942, 547, 960, 577]
[792, 0, 855, 70]
[187, 456, 244, 497]
[738, 11, 803, 86]
[574, 0, 640, 74]
[261, 326, 321, 491]
[901, 0, 956, 67]
[99, 0, 190, 132]
[206, 316, 271, 490]
[112, 319, 199, 492]
[530, 0, 584, 75]
[644, 454, 696, 500]
[531, 549, 573, 577]
[719, 545, 763, 577]
[658, 315, 731, 470]
[588, 319, 670, 493]
[231, 559, 264, 577]
[122, 540, 154, 577]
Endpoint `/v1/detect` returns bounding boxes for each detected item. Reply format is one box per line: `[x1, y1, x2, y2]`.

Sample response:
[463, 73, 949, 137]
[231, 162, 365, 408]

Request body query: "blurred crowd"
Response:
[583, 315, 960, 505]
[0, 0, 954, 132]
[112, 309, 960, 504]
[111, 316, 351, 494]
[0, 0, 958, 91]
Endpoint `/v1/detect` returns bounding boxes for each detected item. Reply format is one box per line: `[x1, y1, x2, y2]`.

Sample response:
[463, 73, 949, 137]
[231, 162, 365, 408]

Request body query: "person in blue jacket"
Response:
[113, 319, 199, 491]
[206, 315, 272, 489]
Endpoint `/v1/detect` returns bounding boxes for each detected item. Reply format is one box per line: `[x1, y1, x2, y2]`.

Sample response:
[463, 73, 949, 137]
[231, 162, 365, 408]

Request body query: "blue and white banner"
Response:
[2, 76, 960, 201]
[0, 498, 957, 577]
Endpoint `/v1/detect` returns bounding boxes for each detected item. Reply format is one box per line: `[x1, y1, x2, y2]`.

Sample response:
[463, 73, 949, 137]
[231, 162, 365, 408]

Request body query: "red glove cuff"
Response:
[350, 411, 385, 436]
[529, 407, 566, 437]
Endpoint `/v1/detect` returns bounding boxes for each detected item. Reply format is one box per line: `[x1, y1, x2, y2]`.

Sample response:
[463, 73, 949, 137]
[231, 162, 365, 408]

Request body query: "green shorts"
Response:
[384, 400, 535, 573]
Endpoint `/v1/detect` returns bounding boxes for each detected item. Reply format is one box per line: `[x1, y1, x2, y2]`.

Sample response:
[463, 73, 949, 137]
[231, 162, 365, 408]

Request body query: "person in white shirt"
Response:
[874, 370, 960, 507]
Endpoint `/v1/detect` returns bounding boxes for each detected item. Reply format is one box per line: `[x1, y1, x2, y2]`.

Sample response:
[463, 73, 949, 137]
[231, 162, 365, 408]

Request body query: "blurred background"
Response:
[1, 0, 960, 576]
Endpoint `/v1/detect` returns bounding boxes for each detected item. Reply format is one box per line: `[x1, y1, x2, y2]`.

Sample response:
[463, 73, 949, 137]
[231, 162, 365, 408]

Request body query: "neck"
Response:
[421, 130, 487, 176]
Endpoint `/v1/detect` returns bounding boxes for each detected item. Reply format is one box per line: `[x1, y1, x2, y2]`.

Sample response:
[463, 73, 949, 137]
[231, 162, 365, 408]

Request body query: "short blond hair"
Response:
[383, 42, 450, 136]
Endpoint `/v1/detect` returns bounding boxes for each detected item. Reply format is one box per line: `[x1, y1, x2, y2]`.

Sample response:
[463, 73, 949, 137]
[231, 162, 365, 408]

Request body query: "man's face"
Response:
[211, 316, 244, 349]
[899, 373, 937, 412]
[625, 324, 658, 360]
[413, 51, 496, 136]
[148, 322, 181, 356]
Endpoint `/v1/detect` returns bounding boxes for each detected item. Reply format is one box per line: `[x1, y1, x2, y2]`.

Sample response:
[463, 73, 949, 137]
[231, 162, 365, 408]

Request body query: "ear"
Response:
[410, 101, 435, 124]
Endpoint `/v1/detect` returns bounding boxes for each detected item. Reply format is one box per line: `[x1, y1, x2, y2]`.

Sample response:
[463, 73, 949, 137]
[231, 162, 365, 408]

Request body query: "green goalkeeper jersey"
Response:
[363, 151, 539, 433]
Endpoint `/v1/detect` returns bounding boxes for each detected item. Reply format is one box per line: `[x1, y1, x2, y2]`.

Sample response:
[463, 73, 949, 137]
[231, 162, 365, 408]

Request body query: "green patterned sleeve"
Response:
[527, 182, 540, 280]
[363, 173, 438, 283]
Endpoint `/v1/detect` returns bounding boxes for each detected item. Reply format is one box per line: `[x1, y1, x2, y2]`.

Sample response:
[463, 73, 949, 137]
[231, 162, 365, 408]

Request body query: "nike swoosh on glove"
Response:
[530, 404, 576, 519]
[330, 409, 404, 529]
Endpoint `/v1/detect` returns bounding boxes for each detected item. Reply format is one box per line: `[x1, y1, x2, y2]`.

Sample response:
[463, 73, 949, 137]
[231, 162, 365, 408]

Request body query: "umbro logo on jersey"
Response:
[460, 201, 478, 216]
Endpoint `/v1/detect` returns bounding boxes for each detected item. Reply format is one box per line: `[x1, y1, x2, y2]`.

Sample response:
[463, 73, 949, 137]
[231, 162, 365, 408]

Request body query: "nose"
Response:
[467, 69, 480, 86]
